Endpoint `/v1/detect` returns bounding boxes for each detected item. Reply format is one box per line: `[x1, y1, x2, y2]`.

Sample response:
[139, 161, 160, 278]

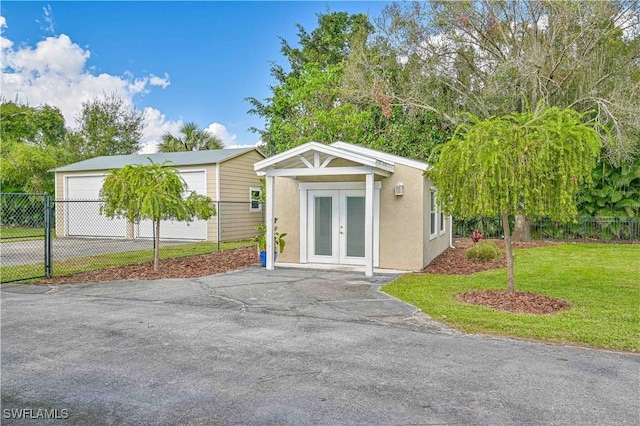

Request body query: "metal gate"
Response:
[0, 193, 52, 283]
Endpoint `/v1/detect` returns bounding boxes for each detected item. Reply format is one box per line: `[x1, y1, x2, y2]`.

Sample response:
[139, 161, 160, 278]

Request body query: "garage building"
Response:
[53, 148, 265, 242]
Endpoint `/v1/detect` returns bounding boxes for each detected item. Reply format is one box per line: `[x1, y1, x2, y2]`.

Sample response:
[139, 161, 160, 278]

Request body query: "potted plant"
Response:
[252, 218, 287, 267]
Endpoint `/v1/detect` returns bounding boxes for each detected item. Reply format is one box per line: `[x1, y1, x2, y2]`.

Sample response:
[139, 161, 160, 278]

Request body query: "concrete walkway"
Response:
[1, 267, 638, 425]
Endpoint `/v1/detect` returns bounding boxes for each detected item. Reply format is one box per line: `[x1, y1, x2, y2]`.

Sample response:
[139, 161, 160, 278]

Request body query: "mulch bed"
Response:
[422, 238, 555, 275]
[40, 246, 260, 285]
[423, 239, 569, 315]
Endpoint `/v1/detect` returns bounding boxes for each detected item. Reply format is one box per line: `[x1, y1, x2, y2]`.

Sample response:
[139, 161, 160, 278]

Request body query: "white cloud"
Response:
[0, 17, 240, 155]
[205, 122, 237, 147]
[139, 107, 183, 153]
[0, 16, 12, 51]
[149, 73, 170, 88]
[36, 5, 56, 35]
[225, 141, 261, 149]
[0, 17, 173, 149]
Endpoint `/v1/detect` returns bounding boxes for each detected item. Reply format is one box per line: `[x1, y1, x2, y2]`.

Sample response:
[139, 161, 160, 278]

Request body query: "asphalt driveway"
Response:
[1, 267, 638, 425]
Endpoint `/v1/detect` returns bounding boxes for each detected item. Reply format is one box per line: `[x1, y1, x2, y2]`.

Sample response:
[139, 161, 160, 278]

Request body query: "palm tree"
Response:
[158, 122, 224, 152]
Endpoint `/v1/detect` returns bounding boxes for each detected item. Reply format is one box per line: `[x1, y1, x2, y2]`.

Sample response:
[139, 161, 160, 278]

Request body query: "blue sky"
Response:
[0, 1, 390, 151]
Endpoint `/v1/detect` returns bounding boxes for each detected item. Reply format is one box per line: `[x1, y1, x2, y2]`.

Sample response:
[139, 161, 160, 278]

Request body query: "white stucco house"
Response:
[254, 141, 452, 277]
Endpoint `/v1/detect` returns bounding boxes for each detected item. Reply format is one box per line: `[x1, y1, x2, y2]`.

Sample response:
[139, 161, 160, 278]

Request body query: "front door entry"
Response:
[307, 190, 372, 265]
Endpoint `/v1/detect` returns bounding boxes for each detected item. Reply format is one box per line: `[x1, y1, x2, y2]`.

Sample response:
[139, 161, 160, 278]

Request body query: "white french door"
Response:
[307, 189, 378, 265]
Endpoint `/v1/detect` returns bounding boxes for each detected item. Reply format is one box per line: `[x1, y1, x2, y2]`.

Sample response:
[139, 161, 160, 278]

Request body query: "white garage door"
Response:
[136, 170, 208, 241]
[65, 175, 128, 238]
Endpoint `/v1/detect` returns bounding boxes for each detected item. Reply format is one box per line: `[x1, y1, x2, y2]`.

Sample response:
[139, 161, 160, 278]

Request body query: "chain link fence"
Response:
[1, 194, 260, 283]
[454, 216, 640, 243]
[0, 193, 52, 282]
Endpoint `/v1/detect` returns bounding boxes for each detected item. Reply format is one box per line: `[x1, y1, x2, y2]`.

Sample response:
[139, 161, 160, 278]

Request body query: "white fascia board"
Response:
[254, 141, 395, 173]
[265, 166, 390, 177]
[331, 141, 430, 171]
[254, 142, 324, 171]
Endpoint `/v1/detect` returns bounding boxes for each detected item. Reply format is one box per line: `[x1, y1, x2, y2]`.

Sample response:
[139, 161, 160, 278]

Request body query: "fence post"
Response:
[44, 195, 53, 278]
[217, 201, 221, 252]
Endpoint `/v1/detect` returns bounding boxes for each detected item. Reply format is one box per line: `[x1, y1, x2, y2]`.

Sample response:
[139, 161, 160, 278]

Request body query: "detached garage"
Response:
[53, 148, 265, 242]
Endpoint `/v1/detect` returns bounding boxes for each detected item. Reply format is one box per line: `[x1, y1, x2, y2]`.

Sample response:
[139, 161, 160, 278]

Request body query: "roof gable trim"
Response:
[330, 141, 429, 171]
[254, 142, 395, 173]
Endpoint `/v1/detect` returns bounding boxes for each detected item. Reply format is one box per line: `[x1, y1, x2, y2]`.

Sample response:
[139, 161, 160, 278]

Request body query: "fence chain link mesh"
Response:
[5, 191, 635, 283]
[454, 217, 640, 242]
[1, 196, 259, 283]
[0, 193, 49, 282]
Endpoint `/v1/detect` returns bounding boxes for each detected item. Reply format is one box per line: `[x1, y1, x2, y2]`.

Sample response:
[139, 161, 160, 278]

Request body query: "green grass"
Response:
[0, 227, 51, 242]
[383, 243, 640, 352]
[0, 240, 253, 283]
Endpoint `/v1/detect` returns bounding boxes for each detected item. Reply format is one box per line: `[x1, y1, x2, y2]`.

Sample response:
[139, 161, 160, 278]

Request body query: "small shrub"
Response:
[470, 229, 484, 244]
[466, 241, 501, 263]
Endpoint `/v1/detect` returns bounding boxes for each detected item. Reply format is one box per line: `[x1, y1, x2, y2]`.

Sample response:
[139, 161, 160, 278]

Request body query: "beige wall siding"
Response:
[218, 150, 265, 242]
[219, 150, 265, 201]
[271, 164, 447, 271]
[378, 164, 425, 270]
[422, 179, 452, 266]
[273, 177, 300, 263]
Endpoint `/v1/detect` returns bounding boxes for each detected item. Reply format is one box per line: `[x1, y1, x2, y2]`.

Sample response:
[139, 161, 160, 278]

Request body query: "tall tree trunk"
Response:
[154, 218, 160, 272]
[512, 214, 532, 242]
[502, 211, 515, 294]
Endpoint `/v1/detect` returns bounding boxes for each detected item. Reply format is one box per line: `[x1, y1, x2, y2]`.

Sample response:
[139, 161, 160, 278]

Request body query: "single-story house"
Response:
[254, 141, 452, 276]
[53, 148, 265, 242]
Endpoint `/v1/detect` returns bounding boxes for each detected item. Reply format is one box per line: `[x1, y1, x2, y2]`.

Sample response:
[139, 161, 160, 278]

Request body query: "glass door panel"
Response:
[314, 196, 333, 256]
[345, 196, 365, 258]
[308, 191, 339, 263]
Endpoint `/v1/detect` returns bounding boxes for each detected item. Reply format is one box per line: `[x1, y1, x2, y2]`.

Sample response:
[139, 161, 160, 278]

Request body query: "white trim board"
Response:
[330, 141, 430, 171]
[254, 141, 395, 173]
[299, 182, 382, 190]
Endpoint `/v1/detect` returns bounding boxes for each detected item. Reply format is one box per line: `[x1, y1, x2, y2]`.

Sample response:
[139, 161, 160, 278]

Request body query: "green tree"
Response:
[428, 105, 602, 293]
[0, 101, 66, 148]
[100, 161, 216, 271]
[74, 92, 145, 159]
[0, 101, 70, 193]
[348, 0, 639, 165]
[248, 11, 450, 158]
[158, 122, 223, 152]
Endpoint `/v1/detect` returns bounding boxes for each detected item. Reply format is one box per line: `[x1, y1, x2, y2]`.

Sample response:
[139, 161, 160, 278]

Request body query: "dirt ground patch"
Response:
[40, 246, 259, 285]
[456, 290, 571, 315]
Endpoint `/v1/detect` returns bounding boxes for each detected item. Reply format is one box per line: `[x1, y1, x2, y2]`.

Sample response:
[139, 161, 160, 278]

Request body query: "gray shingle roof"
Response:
[52, 148, 259, 172]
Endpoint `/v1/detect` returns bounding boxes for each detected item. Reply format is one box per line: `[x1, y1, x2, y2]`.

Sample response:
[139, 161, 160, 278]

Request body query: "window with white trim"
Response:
[439, 207, 446, 235]
[249, 187, 262, 212]
[430, 189, 438, 239]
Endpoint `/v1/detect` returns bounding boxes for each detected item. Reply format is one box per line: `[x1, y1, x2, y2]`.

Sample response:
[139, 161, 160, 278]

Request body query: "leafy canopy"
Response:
[100, 161, 216, 223]
[247, 11, 450, 159]
[158, 122, 223, 152]
[429, 105, 602, 222]
[0, 101, 70, 193]
[74, 92, 145, 159]
[347, 0, 639, 165]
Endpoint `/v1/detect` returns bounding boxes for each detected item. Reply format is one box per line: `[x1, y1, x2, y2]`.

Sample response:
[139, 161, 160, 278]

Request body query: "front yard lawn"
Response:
[0, 227, 53, 242]
[383, 243, 639, 352]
